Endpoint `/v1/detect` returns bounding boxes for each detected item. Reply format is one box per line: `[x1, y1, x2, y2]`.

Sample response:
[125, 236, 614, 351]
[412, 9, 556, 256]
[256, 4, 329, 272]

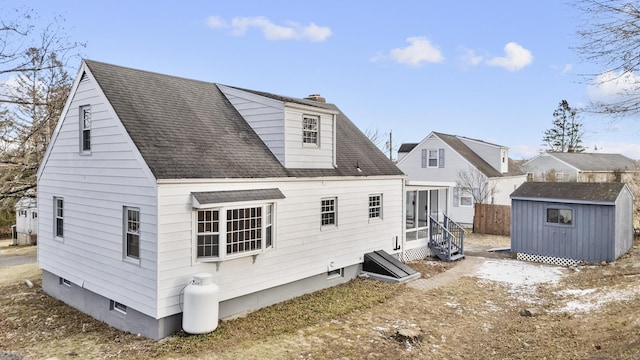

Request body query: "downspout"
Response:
[332, 114, 337, 168]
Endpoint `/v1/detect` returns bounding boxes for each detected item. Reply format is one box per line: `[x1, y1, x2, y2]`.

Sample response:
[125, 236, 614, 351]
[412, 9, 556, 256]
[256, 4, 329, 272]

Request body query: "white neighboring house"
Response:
[396, 132, 526, 260]
[14, 196, 38, 245]
[37, 60, 405, 339]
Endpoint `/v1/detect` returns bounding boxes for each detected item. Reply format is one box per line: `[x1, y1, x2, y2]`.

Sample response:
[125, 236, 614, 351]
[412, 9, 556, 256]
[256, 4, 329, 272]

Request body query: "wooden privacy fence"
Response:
[473, 203, 511, 236]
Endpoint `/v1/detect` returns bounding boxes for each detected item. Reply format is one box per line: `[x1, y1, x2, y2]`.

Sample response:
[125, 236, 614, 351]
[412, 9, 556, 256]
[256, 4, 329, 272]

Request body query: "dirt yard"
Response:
[2, 234, 640, 359]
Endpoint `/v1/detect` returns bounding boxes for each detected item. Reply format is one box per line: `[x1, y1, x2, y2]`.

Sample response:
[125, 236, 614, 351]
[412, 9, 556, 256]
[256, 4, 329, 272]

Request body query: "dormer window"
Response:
[302, 115, 319, 146]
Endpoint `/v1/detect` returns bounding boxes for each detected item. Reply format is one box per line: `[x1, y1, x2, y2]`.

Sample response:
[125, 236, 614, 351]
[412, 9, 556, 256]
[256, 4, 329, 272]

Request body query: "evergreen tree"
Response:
[542, 100, 585, 152]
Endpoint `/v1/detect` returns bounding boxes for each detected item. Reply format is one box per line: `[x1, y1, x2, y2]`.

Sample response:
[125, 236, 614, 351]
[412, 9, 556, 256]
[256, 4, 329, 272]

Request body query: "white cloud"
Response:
[384, 37, 444, 66]
[458, 48, 483, 68]
[206, 16, 331, 42]
[206, 16, 226, 28]
[486, 42, 533, 71]
[587, 70, 640, 104]
[510, 144, 540, 160]
[562, 64, 573, 75]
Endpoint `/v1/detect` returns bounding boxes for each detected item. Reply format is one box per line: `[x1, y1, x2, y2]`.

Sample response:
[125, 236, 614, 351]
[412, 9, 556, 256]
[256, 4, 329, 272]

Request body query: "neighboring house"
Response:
[511, 182, 634, 266]
[37, 60, 405, 339]
[522, 152, 638, 183]
[396, 132, 526, 260]
[14, 196, 37, 245]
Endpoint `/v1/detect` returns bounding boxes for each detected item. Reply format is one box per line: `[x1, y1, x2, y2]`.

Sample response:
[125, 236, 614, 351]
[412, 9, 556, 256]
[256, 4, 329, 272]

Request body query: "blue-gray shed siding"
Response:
[615, 192, 634, 259]
[511, 199, 619, 262]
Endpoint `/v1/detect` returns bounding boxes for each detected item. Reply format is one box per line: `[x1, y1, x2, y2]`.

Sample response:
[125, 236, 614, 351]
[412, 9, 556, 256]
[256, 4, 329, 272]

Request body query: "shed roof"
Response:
[84, 60, 403, 180]
[511, 182, 627, 203]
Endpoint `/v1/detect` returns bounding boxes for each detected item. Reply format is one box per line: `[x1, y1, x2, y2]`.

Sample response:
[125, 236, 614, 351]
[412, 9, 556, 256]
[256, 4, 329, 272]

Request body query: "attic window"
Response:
[80, 105, 91, 153]
[302, 115, 319, 146]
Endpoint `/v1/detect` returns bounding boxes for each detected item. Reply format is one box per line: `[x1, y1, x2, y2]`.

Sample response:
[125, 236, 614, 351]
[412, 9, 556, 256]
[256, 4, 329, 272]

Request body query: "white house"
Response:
[37, 60, 405, 339]
[14, 196, 37, 245]
[396, 132, 526, 260]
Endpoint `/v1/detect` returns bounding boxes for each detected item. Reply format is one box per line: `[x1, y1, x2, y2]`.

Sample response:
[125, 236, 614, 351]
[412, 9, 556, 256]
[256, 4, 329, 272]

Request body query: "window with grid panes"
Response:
[321, 198, 336, 226]
[302, 115, 319, 145]
[368, 194, 382, 219]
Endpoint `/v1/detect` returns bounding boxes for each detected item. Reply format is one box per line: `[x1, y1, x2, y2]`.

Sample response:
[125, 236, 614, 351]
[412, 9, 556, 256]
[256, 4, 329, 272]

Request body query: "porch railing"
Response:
[428, 214, 465, 262]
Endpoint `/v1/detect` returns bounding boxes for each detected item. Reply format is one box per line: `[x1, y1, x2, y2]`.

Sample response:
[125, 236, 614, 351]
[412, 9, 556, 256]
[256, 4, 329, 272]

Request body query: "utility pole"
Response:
[385, 130, 393, 161]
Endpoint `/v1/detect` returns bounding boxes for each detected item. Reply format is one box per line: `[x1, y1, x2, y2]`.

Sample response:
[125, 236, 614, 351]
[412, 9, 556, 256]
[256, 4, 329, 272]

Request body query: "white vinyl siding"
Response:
[155, 177, 403, 318]
[217, 85, 286, 164]
[284, 107, 335, 169]
[219, 85, 336, 169]
[38, 69, 158, 318]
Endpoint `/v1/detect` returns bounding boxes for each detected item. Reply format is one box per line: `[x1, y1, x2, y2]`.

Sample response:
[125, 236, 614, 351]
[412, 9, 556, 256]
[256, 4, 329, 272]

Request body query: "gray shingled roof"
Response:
[433, 132, 503, 178]
[192, 189, 285, 206]
[398, 143, 418, 153]
[511, 182, 626, 203]
[546, 152, 638, 171]
[84, 60, 403, 180]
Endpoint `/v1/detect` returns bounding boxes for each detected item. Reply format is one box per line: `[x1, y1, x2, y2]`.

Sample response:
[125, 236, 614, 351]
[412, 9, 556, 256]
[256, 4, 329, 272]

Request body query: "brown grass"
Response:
[2, 236, 640, 359]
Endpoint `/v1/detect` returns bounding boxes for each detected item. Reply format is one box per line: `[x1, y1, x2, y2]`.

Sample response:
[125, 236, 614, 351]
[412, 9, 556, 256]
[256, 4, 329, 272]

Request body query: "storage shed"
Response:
[15, 196, 38, 245]
[510, 182, 634, 266]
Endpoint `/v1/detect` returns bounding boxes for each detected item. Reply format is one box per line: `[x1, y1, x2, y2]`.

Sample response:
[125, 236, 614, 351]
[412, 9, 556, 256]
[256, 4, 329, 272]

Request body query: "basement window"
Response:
[111, 300, 127, 314]
[59, 277, 72, 287]
[327, 268, 344, 279]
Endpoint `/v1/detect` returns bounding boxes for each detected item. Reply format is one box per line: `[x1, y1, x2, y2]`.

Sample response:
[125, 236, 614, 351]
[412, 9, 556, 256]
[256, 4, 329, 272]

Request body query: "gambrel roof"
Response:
[84, 60, 403, 180]
[432, 132, 503, 178]
[511, 181, 628, 204]
[526, 152, 638, 172]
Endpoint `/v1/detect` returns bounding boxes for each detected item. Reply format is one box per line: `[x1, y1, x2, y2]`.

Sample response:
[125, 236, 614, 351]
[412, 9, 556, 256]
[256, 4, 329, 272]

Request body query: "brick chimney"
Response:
[304, 94, 326, 103]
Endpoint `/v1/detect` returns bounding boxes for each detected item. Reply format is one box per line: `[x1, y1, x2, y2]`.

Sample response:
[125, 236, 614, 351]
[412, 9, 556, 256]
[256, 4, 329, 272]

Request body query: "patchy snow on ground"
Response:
[554, 284, 640, 313]
[474, 259, 565, 303]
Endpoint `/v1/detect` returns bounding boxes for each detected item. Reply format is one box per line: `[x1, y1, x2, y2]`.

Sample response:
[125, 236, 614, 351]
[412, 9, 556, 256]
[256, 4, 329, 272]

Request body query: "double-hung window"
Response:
[80, 105, 91, 153]
[321, 197, 337, 227]
[195, 203, 275, 261]
[124, 207, 140, 261]
[54, 197, 64, 239]
[368, 194, 382, 220]
[428, 150, 438, 167]
[302, 115, 319, 146]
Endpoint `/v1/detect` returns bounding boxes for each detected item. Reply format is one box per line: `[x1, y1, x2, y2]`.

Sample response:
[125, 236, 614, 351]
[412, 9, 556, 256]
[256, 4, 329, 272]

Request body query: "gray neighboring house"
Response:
[511, 182, 634, 266]
[522, 152, 638, 182]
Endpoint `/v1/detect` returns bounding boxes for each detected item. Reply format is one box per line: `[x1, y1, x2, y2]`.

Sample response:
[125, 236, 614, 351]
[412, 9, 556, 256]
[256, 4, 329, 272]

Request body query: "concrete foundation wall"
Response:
[42, 263, 360, 339]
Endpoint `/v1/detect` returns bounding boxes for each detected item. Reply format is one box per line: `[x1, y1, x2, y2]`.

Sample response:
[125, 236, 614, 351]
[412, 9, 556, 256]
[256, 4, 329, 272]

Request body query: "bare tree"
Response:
[0, 7, 84, 213]
[574, 0, 640, 116]
[364, 128, 397, 160]
[456, 167, 497, 204]
[542, 100, 585, 152]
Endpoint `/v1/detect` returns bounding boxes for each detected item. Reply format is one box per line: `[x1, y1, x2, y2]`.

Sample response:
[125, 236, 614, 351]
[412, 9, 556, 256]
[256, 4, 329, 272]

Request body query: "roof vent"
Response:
[304, 94, 326, 103]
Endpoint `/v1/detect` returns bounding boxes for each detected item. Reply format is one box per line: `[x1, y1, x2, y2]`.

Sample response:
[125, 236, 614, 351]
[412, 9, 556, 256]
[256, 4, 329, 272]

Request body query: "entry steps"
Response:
[361, 250, 421, 283]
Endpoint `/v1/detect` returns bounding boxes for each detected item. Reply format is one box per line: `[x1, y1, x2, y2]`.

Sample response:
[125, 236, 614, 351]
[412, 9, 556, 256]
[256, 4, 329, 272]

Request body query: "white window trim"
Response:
[194, 202, 276, 262]
[111, 300, 127, 315]
[427, 149, 439, 168]
[459, 194, 473, 207]
[123, 207, 141, 264]
[54, 197, 64, 241]
[327, 267, 344, 279]
[321, 197, 338, 229]
[368, 194, 383, 222]
[79, 105, 91, 155]
[302, 114, 320, 147]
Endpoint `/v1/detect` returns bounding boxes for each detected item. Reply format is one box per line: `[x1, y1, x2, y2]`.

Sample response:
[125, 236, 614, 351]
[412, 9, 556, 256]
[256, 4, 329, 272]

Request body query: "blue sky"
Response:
[13, 0, 640, 159]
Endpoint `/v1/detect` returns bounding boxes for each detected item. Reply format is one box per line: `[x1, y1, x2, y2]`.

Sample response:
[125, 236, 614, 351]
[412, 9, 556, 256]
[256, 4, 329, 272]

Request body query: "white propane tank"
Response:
[182, 273, 220, 334]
